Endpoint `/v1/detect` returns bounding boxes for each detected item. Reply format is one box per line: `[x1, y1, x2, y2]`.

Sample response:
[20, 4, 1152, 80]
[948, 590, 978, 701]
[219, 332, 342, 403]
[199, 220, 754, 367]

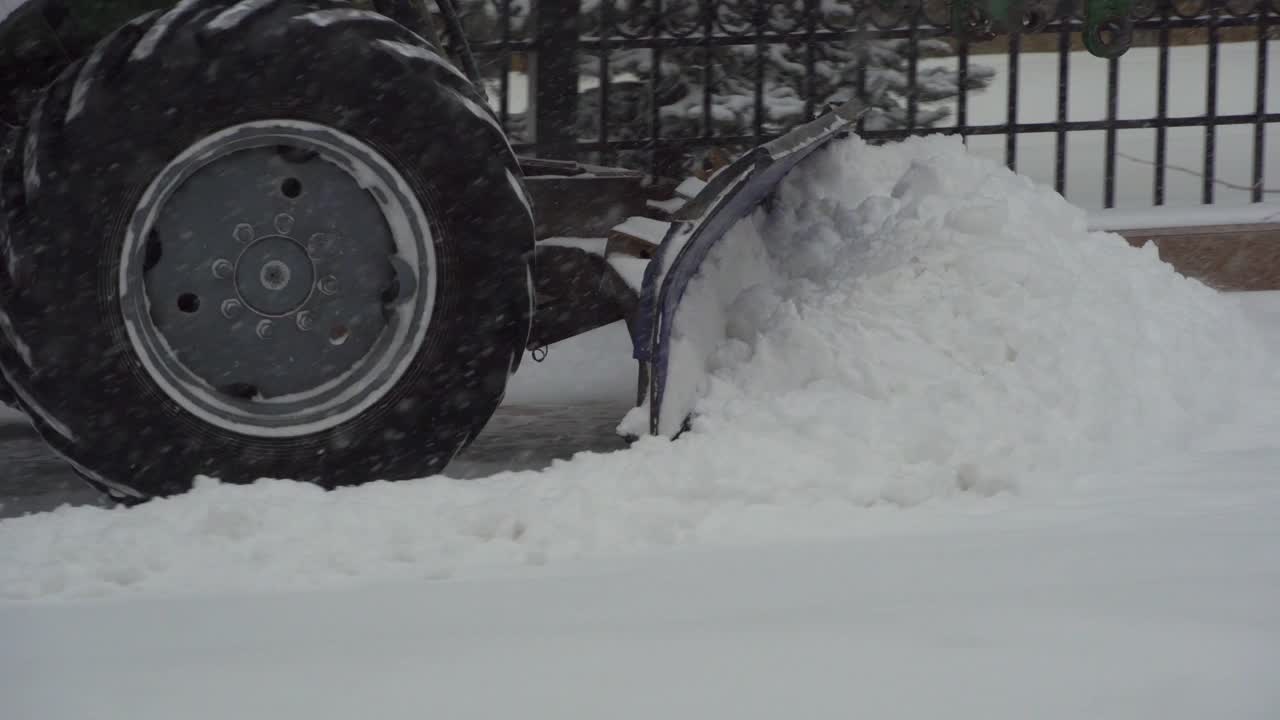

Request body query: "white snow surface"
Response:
[5, 469, 1280, 720]
[639, 131, 1269, 440]
[1089, 202, 1280, 231]
[612, 215, 672, 244]
[2, 135, 1274, 606]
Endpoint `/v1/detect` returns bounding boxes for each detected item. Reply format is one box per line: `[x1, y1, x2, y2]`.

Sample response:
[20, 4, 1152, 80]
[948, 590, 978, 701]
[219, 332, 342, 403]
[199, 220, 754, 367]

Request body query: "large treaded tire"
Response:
[0, 0, 534, 500]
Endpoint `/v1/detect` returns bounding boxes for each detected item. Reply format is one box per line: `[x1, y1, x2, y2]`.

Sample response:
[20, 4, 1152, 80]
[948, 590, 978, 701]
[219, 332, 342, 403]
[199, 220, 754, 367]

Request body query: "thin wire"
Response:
[1116, 151, 1280, 195]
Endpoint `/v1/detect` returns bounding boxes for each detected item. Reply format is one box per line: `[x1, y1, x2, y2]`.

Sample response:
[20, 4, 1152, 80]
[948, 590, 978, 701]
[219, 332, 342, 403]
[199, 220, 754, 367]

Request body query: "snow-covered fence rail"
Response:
[465, 0, 1276, 211]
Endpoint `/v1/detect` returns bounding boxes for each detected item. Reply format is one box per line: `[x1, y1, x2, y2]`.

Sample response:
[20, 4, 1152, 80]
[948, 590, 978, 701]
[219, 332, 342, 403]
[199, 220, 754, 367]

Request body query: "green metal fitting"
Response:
[1083, 0, 1135, 58]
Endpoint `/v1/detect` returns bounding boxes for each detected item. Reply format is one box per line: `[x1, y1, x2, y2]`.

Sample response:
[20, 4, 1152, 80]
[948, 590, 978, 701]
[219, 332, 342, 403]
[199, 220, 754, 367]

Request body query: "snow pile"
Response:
[0, 135, 1270, 601]
[663, 133, 1271, 498]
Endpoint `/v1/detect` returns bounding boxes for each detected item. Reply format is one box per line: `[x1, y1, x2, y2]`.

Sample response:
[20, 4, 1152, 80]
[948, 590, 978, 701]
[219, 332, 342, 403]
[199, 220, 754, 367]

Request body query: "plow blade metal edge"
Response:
[631, 99, 870, 438]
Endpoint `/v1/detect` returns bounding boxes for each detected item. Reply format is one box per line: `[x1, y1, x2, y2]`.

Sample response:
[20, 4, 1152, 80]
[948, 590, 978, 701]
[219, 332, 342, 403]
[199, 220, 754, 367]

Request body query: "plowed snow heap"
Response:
[625, 134, 1268, 502]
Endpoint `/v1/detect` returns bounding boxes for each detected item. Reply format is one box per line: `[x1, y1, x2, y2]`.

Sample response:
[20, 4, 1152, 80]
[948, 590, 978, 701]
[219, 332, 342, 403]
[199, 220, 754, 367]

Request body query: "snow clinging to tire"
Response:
[0, 136, 1270, 601]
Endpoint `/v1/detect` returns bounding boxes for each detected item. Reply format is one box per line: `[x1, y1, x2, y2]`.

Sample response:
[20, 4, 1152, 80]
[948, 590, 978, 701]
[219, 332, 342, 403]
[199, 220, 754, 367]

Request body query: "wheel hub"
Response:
[235, 235, 314, 316]
[119, 121, 437, 437]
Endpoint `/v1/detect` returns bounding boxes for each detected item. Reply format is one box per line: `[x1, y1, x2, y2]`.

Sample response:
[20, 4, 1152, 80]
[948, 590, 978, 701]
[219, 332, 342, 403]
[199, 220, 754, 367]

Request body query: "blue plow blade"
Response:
[631, 99, 870, 438]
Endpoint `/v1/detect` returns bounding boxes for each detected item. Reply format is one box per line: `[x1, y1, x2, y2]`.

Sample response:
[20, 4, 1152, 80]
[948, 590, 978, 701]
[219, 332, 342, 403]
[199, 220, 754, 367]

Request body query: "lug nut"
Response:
[296, 311, 314, 332]
[274, 213, 295, 235]
[234, 224, 255, 244]
[220, 298, 243, 319]
[318, 275, 339, 296]
[256, 319, 273, 340]
[212, 259, 234, 280]
[307, 233, 336, 259]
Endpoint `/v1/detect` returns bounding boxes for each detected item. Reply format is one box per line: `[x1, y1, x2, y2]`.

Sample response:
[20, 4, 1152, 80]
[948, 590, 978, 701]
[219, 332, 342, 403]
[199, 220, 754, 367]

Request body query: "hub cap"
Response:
[120, 121, 436, 438]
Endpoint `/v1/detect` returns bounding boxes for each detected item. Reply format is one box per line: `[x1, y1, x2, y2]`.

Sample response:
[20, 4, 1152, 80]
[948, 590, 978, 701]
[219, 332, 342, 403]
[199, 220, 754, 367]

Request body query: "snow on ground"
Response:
[3, 473, 1279, 720]
[1089, 201, 1280, 230]
[3, 403, 1280, 719]
[1, 134, 1274, 604]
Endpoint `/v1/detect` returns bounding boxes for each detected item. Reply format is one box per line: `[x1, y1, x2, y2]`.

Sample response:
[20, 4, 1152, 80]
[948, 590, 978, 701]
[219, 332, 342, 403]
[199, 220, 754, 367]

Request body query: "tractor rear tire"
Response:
[0, 0, 534, 501]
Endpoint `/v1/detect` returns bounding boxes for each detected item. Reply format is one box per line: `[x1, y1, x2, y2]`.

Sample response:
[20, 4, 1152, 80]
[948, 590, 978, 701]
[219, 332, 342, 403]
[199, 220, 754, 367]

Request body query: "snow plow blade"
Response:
[631, 100, 870, 437]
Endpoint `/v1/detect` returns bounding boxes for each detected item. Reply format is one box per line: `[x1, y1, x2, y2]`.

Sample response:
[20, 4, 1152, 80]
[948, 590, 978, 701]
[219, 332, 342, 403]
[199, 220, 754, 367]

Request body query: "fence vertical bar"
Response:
[1006, 29, 1020, 171]
[598, 0, 612, 166]
[499, 0, 511, 127]
[855, 5, 868, 134]
[957, 27, 969, 142]
[1104, 55, 1118, 208]
[754, 0, 767, 141]
[906, 4, 920, 130]
[702, 0, 712, 140]
[804, 0, 818, 122]
[650, 0, 666, 175]
[1203, 3, 1219, 204]
[1154, 0, 1170, 205]
[529, 0, 580, 158]
[1253, 1, 1268, 203]
[1055, 19, 1070, 196]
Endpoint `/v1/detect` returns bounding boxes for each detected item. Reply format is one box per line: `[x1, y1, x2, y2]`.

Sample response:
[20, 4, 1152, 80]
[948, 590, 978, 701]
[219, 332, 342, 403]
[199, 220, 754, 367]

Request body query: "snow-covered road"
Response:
[4, 428, 1279, 720]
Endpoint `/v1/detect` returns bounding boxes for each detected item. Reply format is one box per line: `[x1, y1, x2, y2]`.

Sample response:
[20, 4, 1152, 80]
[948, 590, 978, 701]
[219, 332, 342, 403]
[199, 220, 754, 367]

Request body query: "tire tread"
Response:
[0, 0, 534, 499]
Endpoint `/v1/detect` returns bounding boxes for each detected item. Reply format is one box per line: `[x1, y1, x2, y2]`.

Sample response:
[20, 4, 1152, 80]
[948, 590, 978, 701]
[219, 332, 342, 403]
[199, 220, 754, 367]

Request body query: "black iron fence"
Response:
[463, 0, 1276, 209]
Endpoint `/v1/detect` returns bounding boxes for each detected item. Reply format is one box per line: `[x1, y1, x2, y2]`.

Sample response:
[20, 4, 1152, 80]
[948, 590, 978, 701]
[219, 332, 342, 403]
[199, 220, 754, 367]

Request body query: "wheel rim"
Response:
[120, 120, 437, 438]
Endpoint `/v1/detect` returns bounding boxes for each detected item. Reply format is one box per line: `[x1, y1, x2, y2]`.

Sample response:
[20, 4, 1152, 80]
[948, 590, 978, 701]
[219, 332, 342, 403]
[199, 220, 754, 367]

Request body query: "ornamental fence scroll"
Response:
[459, 0, 1277, 209]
